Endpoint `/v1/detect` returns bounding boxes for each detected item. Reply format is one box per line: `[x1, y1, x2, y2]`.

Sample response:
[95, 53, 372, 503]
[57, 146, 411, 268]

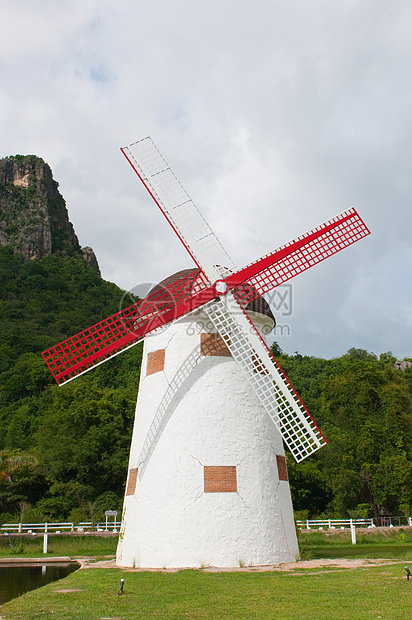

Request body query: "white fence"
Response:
[3, 517, 412, 535]
[297, 517, 412, 529]
[0, 521, 118, 534]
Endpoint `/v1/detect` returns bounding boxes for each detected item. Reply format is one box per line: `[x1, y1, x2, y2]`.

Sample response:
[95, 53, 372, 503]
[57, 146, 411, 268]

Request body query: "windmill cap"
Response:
[150, 268, 276, 329]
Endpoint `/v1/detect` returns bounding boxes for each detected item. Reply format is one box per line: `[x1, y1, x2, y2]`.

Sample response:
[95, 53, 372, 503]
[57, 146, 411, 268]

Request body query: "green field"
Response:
[0, 533, 118, 558]
[1, 562, 412, 619]
[2, 525, 411, 560]
[2, 530, 412, 619]
[299, 527, 412, 560]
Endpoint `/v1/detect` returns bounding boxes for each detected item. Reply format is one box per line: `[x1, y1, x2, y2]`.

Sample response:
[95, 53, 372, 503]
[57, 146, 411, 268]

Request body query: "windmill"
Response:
[42, 138, 370, 568]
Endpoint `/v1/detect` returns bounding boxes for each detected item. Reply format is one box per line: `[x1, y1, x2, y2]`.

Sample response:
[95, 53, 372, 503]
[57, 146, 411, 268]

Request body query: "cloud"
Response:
[1, 0, 411, 359]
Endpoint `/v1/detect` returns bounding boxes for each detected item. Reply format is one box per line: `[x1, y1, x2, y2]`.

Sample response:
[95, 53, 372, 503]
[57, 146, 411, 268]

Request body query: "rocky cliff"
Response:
[0, 155, 100, 273]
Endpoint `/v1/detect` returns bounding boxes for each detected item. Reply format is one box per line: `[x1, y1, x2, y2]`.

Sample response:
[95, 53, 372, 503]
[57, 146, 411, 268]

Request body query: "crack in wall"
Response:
[190, 454, 204, 467]
[236, 490, 251, 508]
[270, 443, 282, 498]
[188, 490, 204, 505]
[190, 455, 252, 507]
[163, 332, 200, 387]
[187, 455, 205, 504]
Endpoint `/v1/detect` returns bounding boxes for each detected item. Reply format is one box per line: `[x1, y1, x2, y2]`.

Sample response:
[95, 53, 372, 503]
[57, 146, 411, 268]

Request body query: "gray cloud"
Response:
[1, 0, 411, 359]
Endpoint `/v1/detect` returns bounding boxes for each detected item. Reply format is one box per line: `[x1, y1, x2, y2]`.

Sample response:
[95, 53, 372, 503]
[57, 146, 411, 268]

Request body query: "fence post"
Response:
[18, 523, 22, 533]
[45, 522, 48, 533]
[351, 523, 356, 545]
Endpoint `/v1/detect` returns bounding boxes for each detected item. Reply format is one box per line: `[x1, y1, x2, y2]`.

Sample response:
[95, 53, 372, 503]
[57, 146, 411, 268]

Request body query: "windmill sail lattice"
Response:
[230, 208, 368, 305]
[42, 209, 369, 386]
[122, 138, 235, 282]
[42, 137, 370, 463]
[204, 293, 325, 461]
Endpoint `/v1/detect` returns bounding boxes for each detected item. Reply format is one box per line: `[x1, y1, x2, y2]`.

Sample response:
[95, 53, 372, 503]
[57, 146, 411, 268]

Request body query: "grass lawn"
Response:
[2, 529, 412, 619]
[0, 534, 117, 558]
[1, 563, 412, 619]
[299, 527, 412, 560]
[301, 542, 412, 560]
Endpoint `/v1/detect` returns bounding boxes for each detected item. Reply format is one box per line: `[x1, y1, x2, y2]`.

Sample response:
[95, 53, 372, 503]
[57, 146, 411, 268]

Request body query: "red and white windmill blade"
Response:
[42, 137, 370, 463]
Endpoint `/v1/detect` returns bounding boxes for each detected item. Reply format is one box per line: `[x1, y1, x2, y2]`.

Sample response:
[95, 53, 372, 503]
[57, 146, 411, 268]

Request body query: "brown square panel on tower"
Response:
[126, 468, 138, 495]
[204, 465, 237, 492]
[146, 349, 166, 375]
[201, 333, 231, 357]
[276, 455, 289, 481]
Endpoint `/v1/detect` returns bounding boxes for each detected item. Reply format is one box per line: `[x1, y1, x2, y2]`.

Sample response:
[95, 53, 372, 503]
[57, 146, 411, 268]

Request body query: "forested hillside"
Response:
[2, 245, 412, 523]
[1, 155, 412, 525]
[275, 346, 412, 520]
[0, 246, 142, 524]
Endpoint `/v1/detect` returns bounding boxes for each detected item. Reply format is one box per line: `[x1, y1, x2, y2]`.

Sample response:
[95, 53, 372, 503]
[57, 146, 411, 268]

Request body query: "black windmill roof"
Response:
[150, 268, 275, 326]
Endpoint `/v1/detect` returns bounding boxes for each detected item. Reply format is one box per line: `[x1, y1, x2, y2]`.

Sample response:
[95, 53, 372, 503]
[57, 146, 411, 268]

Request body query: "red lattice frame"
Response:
[42, 270, 211, 385]
[228, 208, 370, 306]
[42, 209, 370, 387]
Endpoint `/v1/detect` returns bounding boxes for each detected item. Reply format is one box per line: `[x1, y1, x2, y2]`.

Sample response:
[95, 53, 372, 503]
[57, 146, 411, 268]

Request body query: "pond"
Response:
[0, 562, 79, 605]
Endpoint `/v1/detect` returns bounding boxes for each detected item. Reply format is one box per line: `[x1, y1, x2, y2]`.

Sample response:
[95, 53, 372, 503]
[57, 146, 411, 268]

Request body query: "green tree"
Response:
[0, 247, 142, 519]
[321, 361, 412, 517]
[0, 449, 37, 483]
[34, 379, 135, 517]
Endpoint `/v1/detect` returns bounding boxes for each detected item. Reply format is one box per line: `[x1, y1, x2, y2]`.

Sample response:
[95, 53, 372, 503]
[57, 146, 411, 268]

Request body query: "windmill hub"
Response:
[213, 280, 229, 296]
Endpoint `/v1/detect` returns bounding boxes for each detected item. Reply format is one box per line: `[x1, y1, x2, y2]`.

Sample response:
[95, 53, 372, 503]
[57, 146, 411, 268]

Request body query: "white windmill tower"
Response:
[42, 137, 370, 568]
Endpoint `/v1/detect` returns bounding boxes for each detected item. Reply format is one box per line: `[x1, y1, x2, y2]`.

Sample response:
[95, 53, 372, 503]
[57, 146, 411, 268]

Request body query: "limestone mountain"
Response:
[0, 154, 100, 273]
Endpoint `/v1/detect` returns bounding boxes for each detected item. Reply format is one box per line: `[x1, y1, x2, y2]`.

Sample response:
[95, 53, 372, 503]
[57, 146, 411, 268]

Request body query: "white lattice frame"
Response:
[122, 138, 235, 282]
[204, 293, 326, 462]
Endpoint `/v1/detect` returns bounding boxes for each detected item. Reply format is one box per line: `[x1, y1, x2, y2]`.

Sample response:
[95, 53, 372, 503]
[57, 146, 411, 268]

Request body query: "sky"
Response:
[1, 0, 411, 360]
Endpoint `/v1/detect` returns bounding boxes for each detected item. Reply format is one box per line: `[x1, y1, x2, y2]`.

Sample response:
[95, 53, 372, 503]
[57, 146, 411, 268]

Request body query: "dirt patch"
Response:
[78, 558, 118, 569]
[77, 557, 405, 572]
[198, 559, 405, 573]
[272, 558, 404, 572]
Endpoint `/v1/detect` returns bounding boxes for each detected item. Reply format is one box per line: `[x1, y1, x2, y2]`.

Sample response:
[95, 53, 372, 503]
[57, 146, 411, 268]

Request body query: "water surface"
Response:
[0, 562, 79, 605]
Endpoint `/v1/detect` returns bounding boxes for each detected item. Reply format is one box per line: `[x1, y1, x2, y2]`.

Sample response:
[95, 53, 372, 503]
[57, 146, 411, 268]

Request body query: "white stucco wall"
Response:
[116, 309, 299, 568]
